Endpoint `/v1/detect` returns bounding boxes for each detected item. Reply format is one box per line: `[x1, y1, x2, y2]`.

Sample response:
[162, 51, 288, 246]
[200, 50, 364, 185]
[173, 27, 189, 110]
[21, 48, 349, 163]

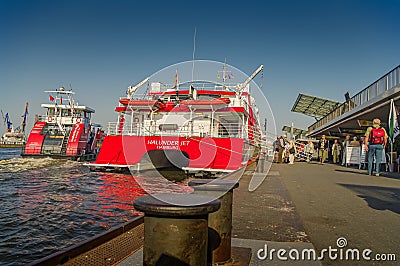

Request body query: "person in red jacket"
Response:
[364, 118, 388, 176]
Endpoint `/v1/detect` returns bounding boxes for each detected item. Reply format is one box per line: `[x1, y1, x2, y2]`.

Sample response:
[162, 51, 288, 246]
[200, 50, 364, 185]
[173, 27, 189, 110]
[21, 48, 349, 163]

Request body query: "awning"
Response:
[291, 93, 341, 119]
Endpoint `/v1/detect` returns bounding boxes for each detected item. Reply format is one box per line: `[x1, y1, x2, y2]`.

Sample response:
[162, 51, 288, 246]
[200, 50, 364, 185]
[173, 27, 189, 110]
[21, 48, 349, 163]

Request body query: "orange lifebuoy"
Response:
[76, 117, 82, 123]
[48, 116, 53, 122]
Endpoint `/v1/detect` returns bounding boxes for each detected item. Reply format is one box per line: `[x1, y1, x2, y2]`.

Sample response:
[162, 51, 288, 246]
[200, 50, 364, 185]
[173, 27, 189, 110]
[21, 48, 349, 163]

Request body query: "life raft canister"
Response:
[118, 114, 125, 133]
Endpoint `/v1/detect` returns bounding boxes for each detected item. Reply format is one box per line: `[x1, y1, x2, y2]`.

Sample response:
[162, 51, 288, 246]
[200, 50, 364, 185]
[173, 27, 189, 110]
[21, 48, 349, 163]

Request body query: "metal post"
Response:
[134, 193, 220, 266]
[257, 157, 266, 173]
[188, 180, 239, 264]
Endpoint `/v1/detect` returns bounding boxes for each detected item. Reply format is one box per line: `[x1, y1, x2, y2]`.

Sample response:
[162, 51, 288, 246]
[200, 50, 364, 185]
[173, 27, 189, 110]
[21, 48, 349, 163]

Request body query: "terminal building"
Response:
[290, 65, 400, 139]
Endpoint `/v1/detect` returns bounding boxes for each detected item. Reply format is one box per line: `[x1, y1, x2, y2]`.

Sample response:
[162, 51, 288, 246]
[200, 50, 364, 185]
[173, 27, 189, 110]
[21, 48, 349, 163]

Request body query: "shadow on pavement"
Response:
[335, 168, 400, 180]
[339, 184, 400, 214]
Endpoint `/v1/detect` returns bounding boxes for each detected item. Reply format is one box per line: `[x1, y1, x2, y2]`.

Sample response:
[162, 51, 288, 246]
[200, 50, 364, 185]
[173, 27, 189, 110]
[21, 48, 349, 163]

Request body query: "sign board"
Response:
[346, 146, 361, 166]
[346, 146, 387, 169]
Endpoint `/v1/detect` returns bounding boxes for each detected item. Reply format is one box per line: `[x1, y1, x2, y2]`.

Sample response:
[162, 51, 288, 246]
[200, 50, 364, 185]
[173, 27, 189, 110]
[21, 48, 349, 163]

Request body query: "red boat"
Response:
[22, 88, 103, 161]
[89, 65, 263, 176]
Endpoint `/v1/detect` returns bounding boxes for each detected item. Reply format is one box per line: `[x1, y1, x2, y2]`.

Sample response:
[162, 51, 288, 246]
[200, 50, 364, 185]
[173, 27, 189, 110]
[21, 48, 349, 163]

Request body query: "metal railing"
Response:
[37, 115, 89, 125]
[107, 121, 245, 138]
[309, 65, 400, 133]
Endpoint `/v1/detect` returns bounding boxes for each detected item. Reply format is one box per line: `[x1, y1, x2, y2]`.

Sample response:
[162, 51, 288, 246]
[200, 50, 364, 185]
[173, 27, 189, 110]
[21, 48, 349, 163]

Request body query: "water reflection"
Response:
[0, 158, 191, 266]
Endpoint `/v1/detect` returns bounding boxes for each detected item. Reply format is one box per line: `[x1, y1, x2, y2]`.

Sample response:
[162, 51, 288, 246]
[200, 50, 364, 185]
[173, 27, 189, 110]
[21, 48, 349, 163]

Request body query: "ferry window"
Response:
[62, 109, 71, 116]
[47, 109, 55, 116]
[218, 124, 229, 136]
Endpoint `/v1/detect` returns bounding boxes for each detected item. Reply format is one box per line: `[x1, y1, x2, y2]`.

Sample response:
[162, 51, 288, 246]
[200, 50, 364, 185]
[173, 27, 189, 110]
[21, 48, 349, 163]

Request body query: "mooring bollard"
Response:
[134, 193, 221, 266]
[188, 179, 239, 264]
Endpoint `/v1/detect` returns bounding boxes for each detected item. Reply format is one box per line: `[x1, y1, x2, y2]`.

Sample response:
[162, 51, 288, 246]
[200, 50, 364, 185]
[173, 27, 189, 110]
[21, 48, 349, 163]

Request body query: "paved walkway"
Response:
[275, 161, 400, 265]
[120, 162, 321, 266]
[120, 161, 399, 265]
[230, 162, 320, 265]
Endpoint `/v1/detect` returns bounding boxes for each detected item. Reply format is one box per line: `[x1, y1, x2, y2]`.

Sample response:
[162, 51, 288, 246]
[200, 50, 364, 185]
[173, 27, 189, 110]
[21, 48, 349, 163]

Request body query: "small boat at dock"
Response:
[0, 103, 28, 148]
[22, 87, 102, 161]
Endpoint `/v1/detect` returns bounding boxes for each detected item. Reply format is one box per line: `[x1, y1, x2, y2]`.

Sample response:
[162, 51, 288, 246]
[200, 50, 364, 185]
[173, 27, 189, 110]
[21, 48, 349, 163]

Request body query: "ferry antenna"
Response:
[191, 27, 196, 83]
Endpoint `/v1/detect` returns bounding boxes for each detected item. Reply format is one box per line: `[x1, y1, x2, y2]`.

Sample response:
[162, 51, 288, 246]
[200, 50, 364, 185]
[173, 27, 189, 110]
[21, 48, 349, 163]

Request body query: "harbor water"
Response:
[0, 148, 190, 266]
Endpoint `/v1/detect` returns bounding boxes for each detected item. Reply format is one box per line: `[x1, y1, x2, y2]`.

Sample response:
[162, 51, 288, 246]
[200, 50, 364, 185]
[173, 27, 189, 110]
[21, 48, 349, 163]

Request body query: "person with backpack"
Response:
[364, 118, 388, 176]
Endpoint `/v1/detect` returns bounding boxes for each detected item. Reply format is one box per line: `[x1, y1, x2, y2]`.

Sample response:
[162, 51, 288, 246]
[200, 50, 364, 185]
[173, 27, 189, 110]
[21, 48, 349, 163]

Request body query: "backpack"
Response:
[370, 127, 385, 144]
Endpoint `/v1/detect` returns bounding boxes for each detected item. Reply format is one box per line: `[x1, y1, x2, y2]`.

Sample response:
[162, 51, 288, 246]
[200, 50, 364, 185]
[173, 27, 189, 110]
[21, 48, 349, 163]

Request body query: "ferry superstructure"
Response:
[90, 65, 263, 176]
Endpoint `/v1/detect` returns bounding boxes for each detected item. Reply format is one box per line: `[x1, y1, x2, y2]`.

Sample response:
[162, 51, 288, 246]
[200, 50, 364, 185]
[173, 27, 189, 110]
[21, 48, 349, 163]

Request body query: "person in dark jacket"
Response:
[277, 135, 287, 163]
[318, 135, 329, 164]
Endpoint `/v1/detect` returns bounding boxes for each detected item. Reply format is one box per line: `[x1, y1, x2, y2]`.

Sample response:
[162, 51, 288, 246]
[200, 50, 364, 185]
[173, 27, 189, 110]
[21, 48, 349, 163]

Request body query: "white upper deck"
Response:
[37, 87, 95, 126]
[42, 88, 95, 113]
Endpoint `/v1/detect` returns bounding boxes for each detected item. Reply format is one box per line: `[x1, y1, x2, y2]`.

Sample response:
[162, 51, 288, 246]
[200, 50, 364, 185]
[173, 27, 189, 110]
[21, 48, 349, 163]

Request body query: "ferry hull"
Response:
[20, 152, 97, 161]
[92, 135, 246, 172]
[22, 121, 98, 161]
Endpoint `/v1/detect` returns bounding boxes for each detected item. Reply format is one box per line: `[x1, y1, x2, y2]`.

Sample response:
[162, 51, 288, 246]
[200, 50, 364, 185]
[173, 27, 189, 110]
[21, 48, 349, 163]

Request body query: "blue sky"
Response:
[1, 0, 399, 136]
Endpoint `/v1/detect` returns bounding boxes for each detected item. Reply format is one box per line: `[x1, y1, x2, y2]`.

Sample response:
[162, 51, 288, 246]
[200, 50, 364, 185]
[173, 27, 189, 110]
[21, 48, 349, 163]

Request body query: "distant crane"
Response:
[21, 102, 28, 133]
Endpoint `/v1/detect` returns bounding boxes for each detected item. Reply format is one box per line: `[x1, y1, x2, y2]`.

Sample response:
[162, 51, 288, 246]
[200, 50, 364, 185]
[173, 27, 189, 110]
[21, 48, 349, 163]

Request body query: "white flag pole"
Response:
[390, 99, 393, 166]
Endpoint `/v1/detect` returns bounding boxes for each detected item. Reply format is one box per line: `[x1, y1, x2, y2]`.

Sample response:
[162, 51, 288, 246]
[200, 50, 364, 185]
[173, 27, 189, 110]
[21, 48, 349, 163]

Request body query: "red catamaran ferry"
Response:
[89, 64, 263, 176]
[22, 88, 102, 160]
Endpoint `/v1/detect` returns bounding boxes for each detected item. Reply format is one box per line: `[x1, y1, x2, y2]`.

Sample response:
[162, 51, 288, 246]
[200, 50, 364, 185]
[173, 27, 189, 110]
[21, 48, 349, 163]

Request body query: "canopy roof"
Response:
[291, 93, 341, 119]
[282, 125, 308, 136]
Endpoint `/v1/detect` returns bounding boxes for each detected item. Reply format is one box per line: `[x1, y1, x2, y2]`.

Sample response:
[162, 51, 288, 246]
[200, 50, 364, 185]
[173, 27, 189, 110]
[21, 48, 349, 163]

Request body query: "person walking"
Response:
[273, 137, 279, 162]
[337, 141, 343, 164]
[341, 135, 351, 165]
[350, 136, 361, 146]
[277, 135, 287, 164]
[318, 135, 329, 164]
[288, 140, 296, 164]
[364, 118, 388, 176]
[306, 140, 314, 162]
[332, 139, 340, 164]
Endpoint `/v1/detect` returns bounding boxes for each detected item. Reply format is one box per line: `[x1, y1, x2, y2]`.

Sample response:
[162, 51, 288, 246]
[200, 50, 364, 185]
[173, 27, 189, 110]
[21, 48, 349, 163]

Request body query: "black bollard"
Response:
[188, 180, 239, 265]
[134, 193, 221, 266]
